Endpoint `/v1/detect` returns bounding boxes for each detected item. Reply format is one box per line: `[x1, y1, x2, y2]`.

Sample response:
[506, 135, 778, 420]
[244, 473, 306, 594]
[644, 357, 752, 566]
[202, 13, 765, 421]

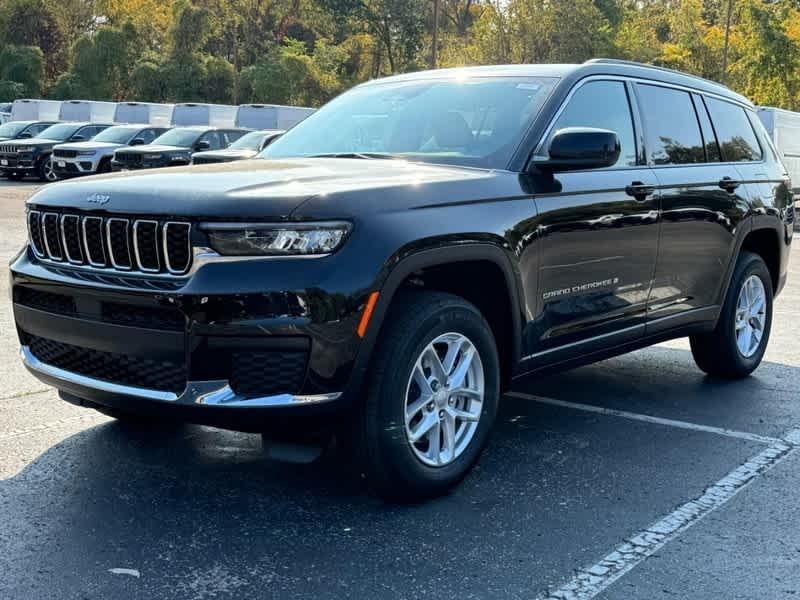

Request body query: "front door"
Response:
[525, 79, 660, 359]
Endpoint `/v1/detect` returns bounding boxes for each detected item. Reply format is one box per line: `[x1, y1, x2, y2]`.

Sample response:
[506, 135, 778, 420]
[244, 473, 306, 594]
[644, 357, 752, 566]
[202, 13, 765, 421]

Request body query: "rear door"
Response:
[530, 79, 660, 356]
[636, 84, 750, 329]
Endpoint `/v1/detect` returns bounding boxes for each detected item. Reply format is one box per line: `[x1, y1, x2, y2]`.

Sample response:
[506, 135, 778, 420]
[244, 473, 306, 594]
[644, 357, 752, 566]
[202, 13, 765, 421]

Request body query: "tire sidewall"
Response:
[369, 301, 500, 493]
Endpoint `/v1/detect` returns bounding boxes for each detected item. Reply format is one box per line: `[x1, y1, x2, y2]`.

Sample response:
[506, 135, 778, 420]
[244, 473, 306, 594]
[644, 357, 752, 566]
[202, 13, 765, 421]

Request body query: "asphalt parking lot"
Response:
[2, 178, 799, 600]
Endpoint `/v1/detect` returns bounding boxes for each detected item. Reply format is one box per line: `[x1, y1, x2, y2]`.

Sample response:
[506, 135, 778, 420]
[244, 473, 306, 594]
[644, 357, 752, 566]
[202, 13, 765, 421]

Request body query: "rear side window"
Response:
[546, 80, 637, 168]
[704, 97, 762, 162]
[636, 84, 704, 165]
[692, 94, 721, 162]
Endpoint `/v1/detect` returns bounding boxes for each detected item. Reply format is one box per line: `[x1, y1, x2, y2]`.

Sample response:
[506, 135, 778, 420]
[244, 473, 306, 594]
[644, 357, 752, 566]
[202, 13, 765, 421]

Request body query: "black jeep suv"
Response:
[0, 122, 111, 181]
[11, 60, 793, 499]
[111, 126, 246, 171]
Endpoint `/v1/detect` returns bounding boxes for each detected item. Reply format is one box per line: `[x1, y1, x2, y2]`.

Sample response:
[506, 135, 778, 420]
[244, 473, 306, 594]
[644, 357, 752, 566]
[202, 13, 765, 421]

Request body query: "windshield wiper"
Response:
[307, 152, 398, 160]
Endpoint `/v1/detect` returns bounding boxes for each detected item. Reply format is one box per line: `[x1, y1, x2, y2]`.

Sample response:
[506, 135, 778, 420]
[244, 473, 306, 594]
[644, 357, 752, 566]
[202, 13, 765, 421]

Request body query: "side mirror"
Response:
[129, 138, 145, 146]
[195, 140, 211, 151]
[19, 132, 32, 139]
[70, 135, 85, 142]
[534, 127, 620, 172]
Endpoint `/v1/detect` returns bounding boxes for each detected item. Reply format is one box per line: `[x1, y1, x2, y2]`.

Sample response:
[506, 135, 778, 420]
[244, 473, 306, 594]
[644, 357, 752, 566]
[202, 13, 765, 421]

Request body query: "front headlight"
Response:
[202, 222, 351, 256]
[77, 150, 96, 157]
[15, 146, 32, 153]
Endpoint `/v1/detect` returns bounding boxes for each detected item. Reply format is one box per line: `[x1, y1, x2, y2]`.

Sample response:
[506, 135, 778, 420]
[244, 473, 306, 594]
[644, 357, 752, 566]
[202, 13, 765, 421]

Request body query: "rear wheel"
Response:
[356, 291, 500, 501]
[690, 251, 773, 378]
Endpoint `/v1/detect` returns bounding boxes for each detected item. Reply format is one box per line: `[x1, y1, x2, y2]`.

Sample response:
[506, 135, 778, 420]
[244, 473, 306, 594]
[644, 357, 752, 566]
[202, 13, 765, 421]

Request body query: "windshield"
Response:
[91, 126, 141, 144]
[0, 122, 28, 137]
[229, 131, 268, 151]
[262, 76, 558, 169]
[35, 123, 82, 141]
[151, 128, 201, 147]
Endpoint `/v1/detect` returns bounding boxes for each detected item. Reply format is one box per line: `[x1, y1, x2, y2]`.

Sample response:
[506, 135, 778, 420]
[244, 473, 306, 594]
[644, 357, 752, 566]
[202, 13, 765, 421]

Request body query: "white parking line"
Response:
[535, 431, 799, 600]
[505, 391, 782, 445]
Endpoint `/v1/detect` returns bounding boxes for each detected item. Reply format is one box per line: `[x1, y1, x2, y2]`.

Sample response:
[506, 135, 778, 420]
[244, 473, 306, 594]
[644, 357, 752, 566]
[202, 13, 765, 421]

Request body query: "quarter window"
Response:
[704, 97, 762, 162]
[546, 80, 636, 168]
[636, 84, 705, 165]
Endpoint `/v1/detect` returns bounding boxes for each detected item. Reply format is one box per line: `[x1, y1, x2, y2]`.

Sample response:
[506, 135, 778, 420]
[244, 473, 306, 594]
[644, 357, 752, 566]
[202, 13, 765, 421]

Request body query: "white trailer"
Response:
[59, 100, 117, 122]
[114, 102, 174, 126]
[236, 104, 314, 130]
[171, 103, 238, 127]
[10, 99, 62, 122]
[757, 107, 800, 196]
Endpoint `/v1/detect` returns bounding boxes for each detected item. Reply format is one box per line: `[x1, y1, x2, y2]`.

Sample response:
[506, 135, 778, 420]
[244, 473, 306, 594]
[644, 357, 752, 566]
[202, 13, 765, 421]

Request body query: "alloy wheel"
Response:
[404, 332, 484, 467]
[735, 274, 767, 358]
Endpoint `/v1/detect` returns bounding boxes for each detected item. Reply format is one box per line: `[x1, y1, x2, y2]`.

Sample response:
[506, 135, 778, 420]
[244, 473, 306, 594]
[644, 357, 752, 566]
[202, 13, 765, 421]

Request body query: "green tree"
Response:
[0, 0, 66, 79]
[0, 45, 44, 98]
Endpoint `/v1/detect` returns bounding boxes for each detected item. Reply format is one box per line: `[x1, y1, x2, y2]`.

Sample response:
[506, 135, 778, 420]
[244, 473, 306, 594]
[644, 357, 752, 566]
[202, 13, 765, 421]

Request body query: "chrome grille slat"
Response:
[27, 211, 191, 277]
[60, 215, 83, 264]
[106, 218, 132, 270]
[133, 220, 160, 272]
[42, 213, 64, 261]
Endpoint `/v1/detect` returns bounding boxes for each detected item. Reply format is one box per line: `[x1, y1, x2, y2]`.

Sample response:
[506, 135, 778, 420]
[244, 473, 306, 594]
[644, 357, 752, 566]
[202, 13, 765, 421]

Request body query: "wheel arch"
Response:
[344, 243, 525, 400]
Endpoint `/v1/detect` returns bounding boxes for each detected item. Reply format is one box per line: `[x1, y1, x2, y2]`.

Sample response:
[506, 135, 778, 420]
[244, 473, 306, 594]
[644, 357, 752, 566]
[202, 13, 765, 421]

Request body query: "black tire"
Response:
[356, 291, 500, 501]
[690, 251, 773, 378]
[36, 155, 57, 182]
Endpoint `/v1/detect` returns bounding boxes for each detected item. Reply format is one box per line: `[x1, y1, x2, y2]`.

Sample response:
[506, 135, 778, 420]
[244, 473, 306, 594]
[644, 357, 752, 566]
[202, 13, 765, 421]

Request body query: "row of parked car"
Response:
[0, 120, 283, 181]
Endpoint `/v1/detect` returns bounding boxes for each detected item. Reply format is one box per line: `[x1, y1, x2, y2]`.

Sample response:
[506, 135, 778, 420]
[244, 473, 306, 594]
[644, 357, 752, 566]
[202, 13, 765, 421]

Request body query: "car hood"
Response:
[116, 144, 189, 154]
[55, 141, 123, 151]
[26, 157, 517, 220]
[5, 137, 60, 149]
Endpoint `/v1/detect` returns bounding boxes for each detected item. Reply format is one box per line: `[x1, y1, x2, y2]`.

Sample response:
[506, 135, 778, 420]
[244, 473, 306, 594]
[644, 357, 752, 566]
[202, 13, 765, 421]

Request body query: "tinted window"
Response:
[199, 131, 222, 149]
[637, 84, 704, 165]
[138, 129, 159, 144]
[546, 80, 636, 168]
[704, 97, 762, 162]
[222, 130, 244, 146]
[692, 94, 721, 162]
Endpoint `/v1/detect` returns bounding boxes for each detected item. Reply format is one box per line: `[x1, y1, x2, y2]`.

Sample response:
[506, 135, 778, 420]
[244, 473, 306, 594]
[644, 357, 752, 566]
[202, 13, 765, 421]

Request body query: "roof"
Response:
[363, 58, 752, 107]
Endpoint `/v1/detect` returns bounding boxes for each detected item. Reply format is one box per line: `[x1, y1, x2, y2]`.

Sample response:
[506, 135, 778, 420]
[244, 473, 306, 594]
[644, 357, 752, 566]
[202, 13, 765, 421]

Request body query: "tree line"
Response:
[1, 0, 800, 111]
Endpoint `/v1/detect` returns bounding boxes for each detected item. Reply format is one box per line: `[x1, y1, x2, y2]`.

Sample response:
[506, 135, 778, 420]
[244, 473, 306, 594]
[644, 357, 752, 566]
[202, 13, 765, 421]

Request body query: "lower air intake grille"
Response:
[230, 351, 308, 398]
[26, 333, 187, 393]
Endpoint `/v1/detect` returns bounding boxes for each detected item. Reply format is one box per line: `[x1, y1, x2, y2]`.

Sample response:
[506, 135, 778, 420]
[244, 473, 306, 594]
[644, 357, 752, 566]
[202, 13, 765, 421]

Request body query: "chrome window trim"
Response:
[41, 212, 63, 261]
[82, 216, 106, 267]
[105, 217, 132, 270]
[27, 210, 45, 258]
[132, 220, 161, 273]
[59, 215, 83, 264]
[163, 222, 191, 274]
[534, 74, 765, 167]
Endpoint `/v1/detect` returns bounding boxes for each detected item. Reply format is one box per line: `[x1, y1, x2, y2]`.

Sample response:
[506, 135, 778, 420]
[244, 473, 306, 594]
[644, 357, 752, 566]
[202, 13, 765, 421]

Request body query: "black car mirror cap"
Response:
[531, 127, 620, 173]
[129, 138, 145, 146]
[195, 141, 211, 151]
[70, 135, 86, 142]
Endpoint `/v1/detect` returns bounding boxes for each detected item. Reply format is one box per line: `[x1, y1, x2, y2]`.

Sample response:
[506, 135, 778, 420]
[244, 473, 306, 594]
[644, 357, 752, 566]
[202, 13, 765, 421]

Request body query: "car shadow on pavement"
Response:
[1, 345, 797, 598]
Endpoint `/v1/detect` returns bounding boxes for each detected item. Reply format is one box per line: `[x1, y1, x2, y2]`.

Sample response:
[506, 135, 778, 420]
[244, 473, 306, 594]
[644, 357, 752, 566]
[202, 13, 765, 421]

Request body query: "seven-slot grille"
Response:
[27, 210, 192, 275]
[0, 144, 20, 153]
[115, 152, 142, 164]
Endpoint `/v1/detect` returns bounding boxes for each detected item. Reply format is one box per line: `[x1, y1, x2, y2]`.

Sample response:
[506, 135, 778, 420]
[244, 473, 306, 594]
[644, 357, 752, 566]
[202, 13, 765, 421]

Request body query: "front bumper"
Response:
[52, 156, 99, 176]
[10, 247, 371, 428]
[0, 153, 35, 172]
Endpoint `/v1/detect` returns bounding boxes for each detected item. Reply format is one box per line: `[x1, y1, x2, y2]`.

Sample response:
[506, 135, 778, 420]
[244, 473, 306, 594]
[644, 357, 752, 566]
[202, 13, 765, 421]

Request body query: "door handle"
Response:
[625, 181, 655, 201]
[719, 176, 741, 193]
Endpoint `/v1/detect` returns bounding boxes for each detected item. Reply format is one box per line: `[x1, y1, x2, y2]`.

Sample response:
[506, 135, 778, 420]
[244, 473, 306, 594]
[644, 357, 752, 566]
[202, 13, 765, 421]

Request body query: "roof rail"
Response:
[584, 58, 727, 89]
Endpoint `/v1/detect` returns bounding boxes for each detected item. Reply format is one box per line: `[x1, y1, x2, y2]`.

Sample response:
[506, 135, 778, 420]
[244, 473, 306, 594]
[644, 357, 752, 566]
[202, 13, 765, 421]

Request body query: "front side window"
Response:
[199, 131, 222, 149]
[37, 123, 82, 141]
[637, 84, 705, 165]
[545, 80, 637, 168]
[262, 76, 558, 169]
[704, 97, 762, 162]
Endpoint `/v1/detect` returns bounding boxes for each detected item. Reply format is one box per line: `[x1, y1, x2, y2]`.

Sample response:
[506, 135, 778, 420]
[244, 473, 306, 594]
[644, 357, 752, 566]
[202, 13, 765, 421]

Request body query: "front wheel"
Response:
[690, 251, 773, 378]
[357, 291, 500, 501]
[37, 156, 58, 182]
